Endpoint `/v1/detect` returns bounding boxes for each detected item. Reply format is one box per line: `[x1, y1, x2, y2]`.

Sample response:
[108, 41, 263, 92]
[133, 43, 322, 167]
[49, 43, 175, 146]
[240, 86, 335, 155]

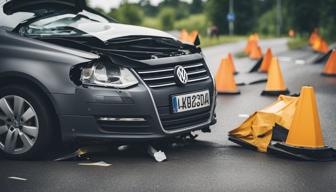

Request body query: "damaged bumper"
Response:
[54, 76, 216, 143]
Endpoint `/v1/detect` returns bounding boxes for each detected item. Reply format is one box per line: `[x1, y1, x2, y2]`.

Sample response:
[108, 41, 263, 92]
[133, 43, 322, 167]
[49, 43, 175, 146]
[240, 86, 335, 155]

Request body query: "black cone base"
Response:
[218, 91, 241, 95]
[228, 136, 258, 151]
[249, 58, 263, 73]
[261, 89, 290, 96]
[321, 73, 336, 77]
[268, 143, 336, 161]
[314, 49, 333, 64]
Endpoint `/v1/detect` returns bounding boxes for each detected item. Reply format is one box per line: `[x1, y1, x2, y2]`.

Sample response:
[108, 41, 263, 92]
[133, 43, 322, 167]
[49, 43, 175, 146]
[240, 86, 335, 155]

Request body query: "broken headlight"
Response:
[80, 61, 138, 88]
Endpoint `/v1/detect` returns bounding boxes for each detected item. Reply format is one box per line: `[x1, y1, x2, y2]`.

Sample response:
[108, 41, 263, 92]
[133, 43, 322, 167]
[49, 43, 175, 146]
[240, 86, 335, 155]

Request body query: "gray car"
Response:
[0, 0, 216, 159]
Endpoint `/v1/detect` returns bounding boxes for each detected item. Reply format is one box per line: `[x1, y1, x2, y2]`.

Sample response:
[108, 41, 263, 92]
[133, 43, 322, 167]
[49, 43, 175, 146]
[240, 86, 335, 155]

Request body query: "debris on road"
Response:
[54, 148, 89, 161]
[229, 94, 298, 152]
[117, 145, 130, 151]
[8, 177, 27, 181]
[229, 86, 336, 161]
[147, 145, 167, 162]
[78, 161, 112, 167]
[54, 146, 110, 161]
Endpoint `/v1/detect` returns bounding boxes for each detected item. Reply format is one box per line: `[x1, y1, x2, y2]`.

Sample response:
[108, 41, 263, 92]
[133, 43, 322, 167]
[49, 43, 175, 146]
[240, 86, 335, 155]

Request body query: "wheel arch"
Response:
[0, 72, 62, 137]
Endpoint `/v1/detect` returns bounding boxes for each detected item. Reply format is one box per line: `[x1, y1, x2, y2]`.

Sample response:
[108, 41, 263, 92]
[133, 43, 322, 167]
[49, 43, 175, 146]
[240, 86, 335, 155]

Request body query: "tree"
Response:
[159, 7, 176, 30]
[190, 0, 203, 14]
[206, 0, 229, 34]
[110, 1, 144, 25]
[139, 0, 158, 17]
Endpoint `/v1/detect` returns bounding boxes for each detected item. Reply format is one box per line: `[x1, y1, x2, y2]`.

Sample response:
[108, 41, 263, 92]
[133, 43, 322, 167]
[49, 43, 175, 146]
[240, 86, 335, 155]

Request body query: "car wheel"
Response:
[0, 85, 56, 159]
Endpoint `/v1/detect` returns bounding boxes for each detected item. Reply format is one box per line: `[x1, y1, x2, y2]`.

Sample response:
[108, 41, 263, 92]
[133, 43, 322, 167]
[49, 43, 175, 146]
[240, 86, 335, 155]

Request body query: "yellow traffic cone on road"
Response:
[249, 46, 263, 60]
[268, 86, 336, 161]
[259, 48, 273, 73]
[215, 58, 240, 95]
[227, 53, 238, 75]
[261, 57, 289, 96]
[309, 31, 319, 45]
[179, 29, 189, 42]
[188, 30, 199, 45]
[321, 50, 336, 77]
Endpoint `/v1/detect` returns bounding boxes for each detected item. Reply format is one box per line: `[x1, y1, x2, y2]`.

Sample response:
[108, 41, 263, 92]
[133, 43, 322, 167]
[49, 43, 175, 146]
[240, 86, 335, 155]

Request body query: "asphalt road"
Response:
[1, 38, 336, 192]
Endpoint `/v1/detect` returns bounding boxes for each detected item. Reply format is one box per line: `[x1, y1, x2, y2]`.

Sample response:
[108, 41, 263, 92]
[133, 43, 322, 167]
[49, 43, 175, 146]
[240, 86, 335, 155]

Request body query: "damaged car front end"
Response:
[0, 0, 216, 159]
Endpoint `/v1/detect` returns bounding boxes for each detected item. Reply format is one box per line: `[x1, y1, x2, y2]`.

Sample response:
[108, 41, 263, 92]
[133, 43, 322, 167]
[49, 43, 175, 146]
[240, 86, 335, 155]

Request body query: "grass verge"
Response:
[200, 35, 246, 48]
[287, 37, 308, 50]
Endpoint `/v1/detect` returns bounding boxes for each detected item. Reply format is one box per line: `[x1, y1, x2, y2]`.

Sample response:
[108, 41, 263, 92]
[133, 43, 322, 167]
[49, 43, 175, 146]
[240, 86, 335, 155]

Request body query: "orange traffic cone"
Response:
[258, 48, 273, 73]
[244, 40, 257, 54]
[320, 39, 329, 54]
[216, 58, 240, 95]
[312, 37, 322, 52]
[309, 31, 319, 45]
[250, 46, 263, 60]
[188, 30, 199, 44]
[321, 50, 336, 77]
[268, 86, 336, 161]
[261, 57, 289, 96]
[179, 29, 189, 42]
[227, 53, 238, 75]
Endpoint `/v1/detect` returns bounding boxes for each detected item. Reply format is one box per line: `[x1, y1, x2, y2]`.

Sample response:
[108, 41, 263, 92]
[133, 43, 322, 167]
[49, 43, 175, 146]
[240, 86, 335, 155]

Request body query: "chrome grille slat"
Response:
[136, 62, 210, 88]
[188, 76, 210, 83]
[143, 75, 174, 81]
[188, 70, 207, 75]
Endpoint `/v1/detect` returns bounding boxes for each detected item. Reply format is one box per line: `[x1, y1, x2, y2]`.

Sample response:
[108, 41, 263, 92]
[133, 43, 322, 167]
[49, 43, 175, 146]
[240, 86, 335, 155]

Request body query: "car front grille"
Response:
[135, 62, 210, 88]
[157, 107, 211, 131]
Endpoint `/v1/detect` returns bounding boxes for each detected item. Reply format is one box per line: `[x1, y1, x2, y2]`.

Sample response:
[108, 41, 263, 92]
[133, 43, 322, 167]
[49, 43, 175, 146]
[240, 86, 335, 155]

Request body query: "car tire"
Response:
[0, 84, 57, 160]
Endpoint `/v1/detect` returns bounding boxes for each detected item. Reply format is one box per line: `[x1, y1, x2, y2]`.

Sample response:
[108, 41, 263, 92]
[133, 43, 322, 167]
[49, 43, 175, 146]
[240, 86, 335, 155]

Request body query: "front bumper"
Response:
[53, 69, 216, 143]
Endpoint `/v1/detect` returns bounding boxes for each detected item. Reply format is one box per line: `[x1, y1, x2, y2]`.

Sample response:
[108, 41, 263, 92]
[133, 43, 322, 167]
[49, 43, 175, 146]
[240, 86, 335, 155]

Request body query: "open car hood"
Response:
[3, 0, 86, 15]
[69, 22, 175, 41]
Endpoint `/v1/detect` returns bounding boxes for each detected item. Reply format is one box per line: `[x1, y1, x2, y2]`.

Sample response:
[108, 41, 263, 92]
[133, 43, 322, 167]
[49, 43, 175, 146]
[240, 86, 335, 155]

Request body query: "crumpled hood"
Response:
[70, 22, 176, 42]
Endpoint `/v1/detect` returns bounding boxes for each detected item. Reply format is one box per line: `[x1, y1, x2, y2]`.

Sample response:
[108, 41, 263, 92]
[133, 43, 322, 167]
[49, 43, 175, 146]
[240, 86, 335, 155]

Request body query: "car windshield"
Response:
[21, 10, 111, 37]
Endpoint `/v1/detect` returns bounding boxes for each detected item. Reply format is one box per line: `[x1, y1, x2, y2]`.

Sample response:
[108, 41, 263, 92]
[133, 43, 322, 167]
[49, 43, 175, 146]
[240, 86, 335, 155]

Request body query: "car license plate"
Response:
[172, 90, 210, 113]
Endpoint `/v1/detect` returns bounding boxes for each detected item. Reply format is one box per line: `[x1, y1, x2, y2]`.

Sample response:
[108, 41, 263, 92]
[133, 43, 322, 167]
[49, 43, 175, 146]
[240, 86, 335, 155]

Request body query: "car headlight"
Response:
[80, 61, 138, 88]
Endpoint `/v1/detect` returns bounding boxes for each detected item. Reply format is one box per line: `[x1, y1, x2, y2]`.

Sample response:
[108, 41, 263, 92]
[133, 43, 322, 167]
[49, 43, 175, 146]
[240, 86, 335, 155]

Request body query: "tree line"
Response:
[92, 0, 336, 39]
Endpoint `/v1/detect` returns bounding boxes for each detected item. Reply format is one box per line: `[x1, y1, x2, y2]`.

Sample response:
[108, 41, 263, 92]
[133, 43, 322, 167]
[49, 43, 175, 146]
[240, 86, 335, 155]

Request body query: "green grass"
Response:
[200, 35, 246, 48]
[234, 51, 248, 58]
[287, 37, 308, 50]
[142, 17, 162, 30]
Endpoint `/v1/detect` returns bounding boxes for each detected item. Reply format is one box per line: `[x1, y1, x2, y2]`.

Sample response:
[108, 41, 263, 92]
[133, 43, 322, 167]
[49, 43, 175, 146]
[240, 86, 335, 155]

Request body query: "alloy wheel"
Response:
[0, 95, 39, 155]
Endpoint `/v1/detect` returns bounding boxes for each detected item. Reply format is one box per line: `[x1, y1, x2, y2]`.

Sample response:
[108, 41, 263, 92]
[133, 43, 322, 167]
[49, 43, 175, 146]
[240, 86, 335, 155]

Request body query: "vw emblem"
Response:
[174, 65, 188, 85]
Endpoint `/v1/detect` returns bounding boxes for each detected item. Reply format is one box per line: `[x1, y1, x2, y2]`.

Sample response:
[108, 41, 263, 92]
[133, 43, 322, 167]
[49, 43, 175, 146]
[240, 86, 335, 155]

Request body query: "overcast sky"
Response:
[89, 0, 192, 12]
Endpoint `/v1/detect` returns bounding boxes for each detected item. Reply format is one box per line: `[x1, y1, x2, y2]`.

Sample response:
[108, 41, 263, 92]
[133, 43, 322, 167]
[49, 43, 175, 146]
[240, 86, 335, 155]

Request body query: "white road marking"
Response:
[278, 57, 292, 62]
[295, 60, 306, 65]
[238, 114, 250, 118]
[8, 177, 27, 181]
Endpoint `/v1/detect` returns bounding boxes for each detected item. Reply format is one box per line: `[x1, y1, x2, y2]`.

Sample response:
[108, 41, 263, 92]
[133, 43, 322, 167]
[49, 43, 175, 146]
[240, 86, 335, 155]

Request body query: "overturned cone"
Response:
[268, 87, 336, 161]
[215, 58, 240, 94]
[261, 57, 290, 96]
[321, 50, 336, 76]
[229, 86, 336, 161]
[229, 95, 298, 152]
